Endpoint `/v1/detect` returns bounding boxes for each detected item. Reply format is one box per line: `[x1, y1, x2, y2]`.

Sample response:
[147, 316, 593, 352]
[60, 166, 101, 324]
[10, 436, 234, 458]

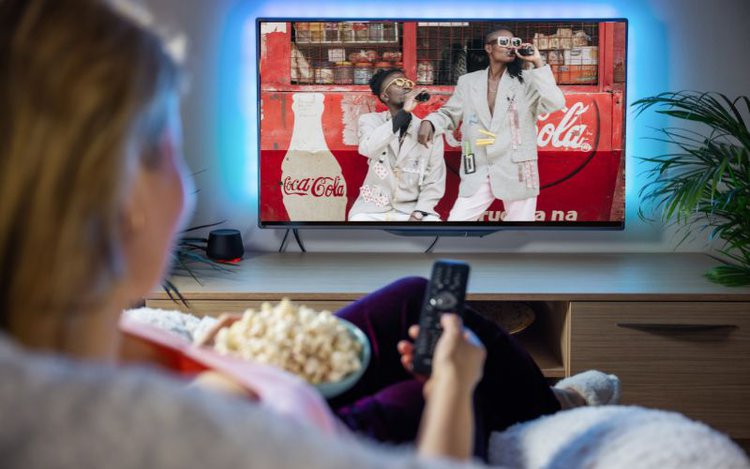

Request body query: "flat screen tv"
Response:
[257, 18, 627, 233]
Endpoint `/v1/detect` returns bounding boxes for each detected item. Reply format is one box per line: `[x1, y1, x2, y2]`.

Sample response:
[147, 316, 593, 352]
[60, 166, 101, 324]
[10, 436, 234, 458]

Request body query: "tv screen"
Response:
[257, 19, 627, 231]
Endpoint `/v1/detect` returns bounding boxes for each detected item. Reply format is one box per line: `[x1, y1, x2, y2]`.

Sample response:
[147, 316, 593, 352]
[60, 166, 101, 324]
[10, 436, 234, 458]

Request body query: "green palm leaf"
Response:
[160, 221, 238, 303]
[635, 91, 750, 286]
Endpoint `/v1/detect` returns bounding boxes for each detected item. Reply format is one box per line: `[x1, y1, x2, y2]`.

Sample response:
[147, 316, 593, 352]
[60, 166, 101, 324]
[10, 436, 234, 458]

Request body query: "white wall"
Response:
[144, 0, 750, 253]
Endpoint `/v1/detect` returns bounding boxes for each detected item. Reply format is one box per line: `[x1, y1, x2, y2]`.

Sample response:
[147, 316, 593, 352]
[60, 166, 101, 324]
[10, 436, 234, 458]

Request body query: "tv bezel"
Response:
[255, 17, 628, 234]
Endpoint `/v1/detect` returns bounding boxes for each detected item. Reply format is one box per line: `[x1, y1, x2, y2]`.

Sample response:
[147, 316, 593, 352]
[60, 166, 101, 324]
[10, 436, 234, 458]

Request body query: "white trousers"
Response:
[448, 176, 537, 222]
[349, 210, 442, 222]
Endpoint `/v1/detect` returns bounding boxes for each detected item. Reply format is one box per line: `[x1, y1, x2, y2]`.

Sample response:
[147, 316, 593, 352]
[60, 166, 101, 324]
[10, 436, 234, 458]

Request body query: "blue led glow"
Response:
[216, 1, 257, 201]
[216, 0, 669, 221]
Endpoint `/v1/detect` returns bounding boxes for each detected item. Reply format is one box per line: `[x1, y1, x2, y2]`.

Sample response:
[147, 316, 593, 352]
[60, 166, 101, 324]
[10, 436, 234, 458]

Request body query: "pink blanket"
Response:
[119, 316, 342, 435]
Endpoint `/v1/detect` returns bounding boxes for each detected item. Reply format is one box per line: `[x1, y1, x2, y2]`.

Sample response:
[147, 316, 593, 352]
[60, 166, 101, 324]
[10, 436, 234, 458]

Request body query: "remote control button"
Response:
[430, 291, 457, 310]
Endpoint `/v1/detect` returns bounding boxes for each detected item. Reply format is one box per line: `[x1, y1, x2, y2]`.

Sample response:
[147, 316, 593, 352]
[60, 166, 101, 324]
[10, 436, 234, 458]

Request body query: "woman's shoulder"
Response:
[0, 337, 310, 467]
[0, 335, 482, 469]
[457, 69, 485, 86]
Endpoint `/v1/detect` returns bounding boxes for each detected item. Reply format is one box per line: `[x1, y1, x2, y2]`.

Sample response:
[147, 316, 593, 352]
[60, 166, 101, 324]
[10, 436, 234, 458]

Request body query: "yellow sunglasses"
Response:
[382, 77, 415, 94]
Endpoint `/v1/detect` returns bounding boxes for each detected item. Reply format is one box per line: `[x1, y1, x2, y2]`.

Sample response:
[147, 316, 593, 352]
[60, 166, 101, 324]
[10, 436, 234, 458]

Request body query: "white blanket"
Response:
[489, 405, 749, 468]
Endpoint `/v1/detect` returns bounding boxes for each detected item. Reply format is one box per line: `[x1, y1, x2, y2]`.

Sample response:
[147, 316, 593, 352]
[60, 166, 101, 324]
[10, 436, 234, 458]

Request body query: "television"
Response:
[257, 18, 627, 234]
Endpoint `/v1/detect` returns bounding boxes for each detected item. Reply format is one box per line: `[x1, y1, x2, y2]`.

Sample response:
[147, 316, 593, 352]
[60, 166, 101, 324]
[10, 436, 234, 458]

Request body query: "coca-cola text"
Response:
[537, 101, 594, 152]
[282, 176, 346, 198]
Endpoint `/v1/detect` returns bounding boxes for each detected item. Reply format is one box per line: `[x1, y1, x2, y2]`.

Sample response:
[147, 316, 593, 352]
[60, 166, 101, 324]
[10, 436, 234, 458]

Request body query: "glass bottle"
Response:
[353, 22, 368, 42]
[314, 62, 334, 84]
[416, 60, 434, 85]
[353, 62, 374, 84]
[281, 93, 347, 221]
[340, 22, 354, 42]
[334, 61, 354, 84]
[382, 22, 396, 42]
[324, 22, 339, 42]
[369, 22, 383, 42]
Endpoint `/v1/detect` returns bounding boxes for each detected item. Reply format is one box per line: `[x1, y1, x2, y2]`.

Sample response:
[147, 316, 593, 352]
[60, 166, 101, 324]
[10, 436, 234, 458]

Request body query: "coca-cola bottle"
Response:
[281, 93, 347, 221]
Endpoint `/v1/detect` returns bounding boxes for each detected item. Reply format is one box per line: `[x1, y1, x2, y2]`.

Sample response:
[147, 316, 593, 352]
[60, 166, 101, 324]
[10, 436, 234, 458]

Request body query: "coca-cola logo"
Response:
[282, 176, 345, 197]
[537, 101, 595, 152]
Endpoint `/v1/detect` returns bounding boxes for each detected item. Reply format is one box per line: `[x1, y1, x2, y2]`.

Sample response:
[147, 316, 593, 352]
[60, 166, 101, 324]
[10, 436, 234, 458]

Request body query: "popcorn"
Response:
[213, 299, 363, 385]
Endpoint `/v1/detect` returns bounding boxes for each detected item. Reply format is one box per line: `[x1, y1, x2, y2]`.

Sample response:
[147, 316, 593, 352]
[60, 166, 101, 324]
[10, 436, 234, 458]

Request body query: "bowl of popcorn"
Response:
[209, 299, 371, 398]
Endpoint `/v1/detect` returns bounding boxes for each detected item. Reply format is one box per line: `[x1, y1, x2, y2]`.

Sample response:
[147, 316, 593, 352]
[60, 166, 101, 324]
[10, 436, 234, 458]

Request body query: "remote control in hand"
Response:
[412, 260, 470, 376]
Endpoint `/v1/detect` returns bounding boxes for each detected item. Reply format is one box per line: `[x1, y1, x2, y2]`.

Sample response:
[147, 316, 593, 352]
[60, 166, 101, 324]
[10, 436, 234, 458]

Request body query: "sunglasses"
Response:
[489, 36, 523, 48]
[382, 77, 414, 94]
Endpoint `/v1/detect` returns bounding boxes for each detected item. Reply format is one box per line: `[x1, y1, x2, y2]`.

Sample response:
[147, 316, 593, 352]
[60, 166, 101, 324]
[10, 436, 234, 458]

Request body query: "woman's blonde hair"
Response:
[0, 0, 181, 335]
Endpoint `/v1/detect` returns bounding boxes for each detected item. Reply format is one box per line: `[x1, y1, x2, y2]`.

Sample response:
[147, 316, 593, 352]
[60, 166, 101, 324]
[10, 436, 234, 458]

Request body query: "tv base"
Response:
[385, 229, 498, 238]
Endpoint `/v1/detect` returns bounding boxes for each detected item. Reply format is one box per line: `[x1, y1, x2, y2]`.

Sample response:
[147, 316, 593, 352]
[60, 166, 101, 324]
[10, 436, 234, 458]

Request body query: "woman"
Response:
[0, 0, 491, 466]
[418, 27, 566, 222]
[0, 1, 608, 467]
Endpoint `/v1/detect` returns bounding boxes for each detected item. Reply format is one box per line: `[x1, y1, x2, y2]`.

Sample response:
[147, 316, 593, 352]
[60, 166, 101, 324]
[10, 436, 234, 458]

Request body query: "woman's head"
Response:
[484, 27, 525, 83]
[0, 0, 192, 347]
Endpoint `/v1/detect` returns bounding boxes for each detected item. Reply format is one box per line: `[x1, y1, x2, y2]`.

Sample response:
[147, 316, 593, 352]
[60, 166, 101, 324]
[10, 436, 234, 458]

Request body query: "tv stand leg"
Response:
[278, 229, 307, 252]
[292, 228, 307, 252]
[425, 235, 440, 253]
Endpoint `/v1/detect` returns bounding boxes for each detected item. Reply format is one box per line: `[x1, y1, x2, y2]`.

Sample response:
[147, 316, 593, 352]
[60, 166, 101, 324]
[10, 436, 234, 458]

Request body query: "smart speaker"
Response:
[207, 229, 244, 261]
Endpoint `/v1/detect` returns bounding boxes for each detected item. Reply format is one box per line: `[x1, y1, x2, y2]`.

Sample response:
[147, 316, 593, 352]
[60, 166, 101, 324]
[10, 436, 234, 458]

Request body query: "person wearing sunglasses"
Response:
[349, 68, 446, 222]
[418, 27, 566, 222]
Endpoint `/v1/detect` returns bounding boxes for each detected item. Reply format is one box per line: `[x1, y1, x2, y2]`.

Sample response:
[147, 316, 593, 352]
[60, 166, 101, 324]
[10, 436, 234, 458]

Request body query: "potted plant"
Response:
[634, 91, 750, 286]
[163, 221, 236, 305]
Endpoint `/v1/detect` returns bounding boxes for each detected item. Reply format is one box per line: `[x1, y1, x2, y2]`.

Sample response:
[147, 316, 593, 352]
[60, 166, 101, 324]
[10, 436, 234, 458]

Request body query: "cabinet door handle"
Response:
[616, 323, 738, 332]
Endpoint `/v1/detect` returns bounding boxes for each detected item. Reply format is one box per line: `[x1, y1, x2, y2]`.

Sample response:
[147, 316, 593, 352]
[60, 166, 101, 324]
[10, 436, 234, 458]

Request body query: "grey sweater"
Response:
[0, 334, 485, 469]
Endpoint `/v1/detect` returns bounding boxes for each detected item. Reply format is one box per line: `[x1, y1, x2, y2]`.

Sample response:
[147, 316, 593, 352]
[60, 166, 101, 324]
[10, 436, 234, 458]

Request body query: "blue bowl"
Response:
[315, 318, 371, 399]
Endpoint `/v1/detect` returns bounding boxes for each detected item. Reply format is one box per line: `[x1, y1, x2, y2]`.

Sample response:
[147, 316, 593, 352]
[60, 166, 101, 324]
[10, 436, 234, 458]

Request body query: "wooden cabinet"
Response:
[570, 301, 750, 437]
[146, 252, 750, 441]
[145, 299, 351, 318]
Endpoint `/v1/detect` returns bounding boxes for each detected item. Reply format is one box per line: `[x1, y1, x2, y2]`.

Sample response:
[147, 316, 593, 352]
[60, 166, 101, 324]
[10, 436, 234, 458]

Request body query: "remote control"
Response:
[412, 260, 470, 375]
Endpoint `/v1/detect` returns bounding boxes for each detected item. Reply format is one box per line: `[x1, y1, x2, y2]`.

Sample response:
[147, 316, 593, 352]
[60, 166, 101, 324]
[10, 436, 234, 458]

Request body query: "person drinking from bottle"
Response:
[349, 69, 446, 222]
[418, 27, 565, 222]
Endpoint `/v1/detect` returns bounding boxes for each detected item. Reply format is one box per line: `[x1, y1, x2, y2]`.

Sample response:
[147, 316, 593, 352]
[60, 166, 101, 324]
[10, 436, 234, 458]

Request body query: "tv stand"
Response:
[384, 229, 498, 237]
[146, 252, 750, 445]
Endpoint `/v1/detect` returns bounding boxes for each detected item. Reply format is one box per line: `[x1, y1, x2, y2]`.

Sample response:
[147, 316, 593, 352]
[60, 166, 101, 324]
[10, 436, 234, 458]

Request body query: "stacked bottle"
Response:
[334, 61, 354, 84]
[354, 62, 374, 84]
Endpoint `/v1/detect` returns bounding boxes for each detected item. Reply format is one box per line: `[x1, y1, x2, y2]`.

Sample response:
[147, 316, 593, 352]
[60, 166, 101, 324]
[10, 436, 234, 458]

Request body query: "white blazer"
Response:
[425, 65, 565, 201]
[349, 111, 446, 219]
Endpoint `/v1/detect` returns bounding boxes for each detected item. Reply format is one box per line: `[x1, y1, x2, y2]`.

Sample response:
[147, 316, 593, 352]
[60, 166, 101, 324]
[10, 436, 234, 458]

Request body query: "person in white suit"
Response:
[349, 69, 446, 222]
[418, 27, 566, 221]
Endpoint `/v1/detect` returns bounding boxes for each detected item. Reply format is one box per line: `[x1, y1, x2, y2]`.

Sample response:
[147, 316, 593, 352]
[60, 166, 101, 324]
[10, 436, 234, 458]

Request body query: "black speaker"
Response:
[207, 229, 244, 261]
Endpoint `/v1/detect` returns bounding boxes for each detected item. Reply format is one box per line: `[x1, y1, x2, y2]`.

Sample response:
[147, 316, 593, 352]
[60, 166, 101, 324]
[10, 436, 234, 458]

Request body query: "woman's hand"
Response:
[397, 314, 486, 397]
[413, 314, 485, 461]
[429, 314, 485, 393]
[193, 313, 241, 346]
[190, 314, 259, 401]
[190, 370, 260, 401]
[397, 324, 424, 378]
[516, 42, 545, 68]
